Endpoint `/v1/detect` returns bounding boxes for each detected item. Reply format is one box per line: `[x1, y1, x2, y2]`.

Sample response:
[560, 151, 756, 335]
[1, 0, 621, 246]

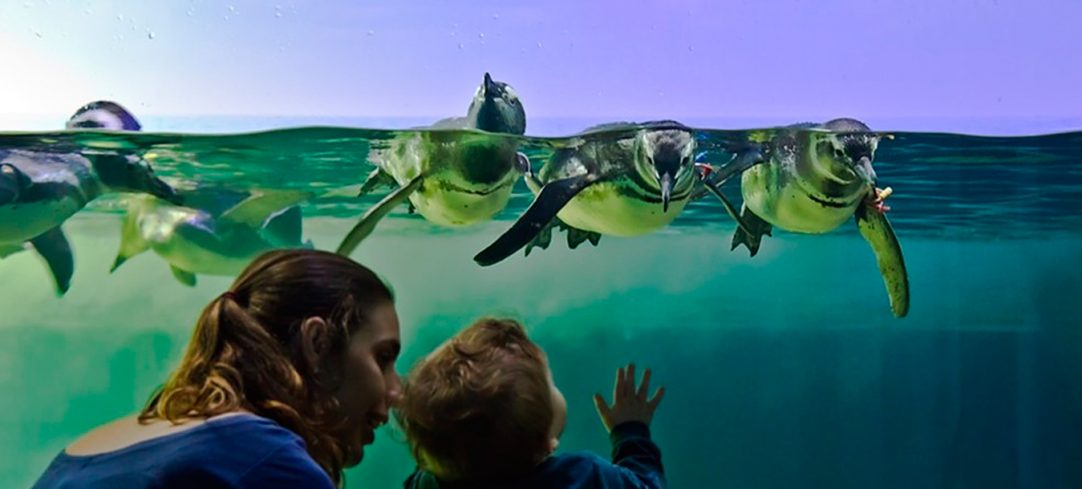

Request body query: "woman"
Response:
[32, 249, 403, 488]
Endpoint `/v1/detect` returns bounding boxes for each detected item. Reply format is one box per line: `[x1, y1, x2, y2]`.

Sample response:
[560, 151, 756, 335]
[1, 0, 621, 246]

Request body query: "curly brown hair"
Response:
[395, 317, 555, 483]
[139, 249, 394, 484]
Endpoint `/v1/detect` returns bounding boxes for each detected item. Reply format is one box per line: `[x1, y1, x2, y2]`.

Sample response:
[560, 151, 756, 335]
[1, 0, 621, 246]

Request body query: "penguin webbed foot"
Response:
[563, 222, 601, 250]
[524, 221, 556, 257]
[730, 207, 772, 258]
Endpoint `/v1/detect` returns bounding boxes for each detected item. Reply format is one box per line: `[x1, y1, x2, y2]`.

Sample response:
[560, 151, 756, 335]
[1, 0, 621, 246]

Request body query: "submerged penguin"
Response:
[702, 118, 909, 317]
[110, 188, 313, 286]
[336, 72, 529, 256]
[473, 121, 754, 266]
[0, 101, 180, 295]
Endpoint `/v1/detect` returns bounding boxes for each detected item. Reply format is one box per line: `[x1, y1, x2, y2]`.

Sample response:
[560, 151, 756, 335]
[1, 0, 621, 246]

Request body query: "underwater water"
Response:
[1, 119, 1081, 489]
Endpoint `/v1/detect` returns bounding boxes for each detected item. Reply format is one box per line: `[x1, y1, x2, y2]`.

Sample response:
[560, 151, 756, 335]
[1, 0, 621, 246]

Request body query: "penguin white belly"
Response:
[741, 164, 856, 234]
[555, 182, 687, 237]
[411, 185, 514, 227]
[0, 198, 82, 242]
[382, 135, 517, 227]
[150, 230, 263, 276]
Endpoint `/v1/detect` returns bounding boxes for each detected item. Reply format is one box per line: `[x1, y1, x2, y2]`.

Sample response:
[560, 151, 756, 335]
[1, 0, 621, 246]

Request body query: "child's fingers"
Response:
[613, 366, 625, 401]
[622, 363, 636, 398]
[637, 368, 652, 400]
[647, 385, 666, 411]
[593, 393, 611, 420]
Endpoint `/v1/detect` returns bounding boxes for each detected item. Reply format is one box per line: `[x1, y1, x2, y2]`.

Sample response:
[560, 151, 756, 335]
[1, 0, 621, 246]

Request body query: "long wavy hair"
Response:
[139, 249, 394, 484]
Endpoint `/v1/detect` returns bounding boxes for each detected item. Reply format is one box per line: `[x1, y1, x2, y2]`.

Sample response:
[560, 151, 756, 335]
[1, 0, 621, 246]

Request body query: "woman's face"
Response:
[333, 302, 402, 466]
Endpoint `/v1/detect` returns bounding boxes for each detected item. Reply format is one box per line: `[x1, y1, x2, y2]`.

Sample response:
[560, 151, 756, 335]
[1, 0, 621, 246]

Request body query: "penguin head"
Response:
[66, 101, 142, 131]
[814, 118, 880, 186]
[634, 126, 696, 212]
[0, 163, 33, 203]
[467, 73, 527, 135]
[91, 154, 182, 205]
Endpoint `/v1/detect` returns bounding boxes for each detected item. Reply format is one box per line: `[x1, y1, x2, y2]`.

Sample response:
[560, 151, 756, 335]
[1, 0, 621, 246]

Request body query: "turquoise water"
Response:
[1, 119, 1080, 488]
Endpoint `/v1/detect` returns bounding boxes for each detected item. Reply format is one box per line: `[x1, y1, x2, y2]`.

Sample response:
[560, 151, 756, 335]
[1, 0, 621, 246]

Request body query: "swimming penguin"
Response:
[702, 118, 909, 318]
[473, 121, 754, 266]
[336, 72, 529, 256]
[110, 188, 313, 286]
[0, 101, 180, 295]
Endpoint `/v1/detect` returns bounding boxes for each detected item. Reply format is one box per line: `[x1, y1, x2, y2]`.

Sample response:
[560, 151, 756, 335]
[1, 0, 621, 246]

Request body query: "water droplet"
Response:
[147, 31, 155, 40]
[23, 1, 30, 7]
[117, 14, 124, 21]
[34, 30, 42, 38]
[687, 45, 694, 52]
[367, 29, 375, 36]
[492, 13, 500, 20]
[457, 43, 464, 49]
[478, 32, 485, 39]
[84, 7, 92, 14]
[228, 5, 236, 12]
[537, 41, 542, 48]
[275, 11, 282, 18]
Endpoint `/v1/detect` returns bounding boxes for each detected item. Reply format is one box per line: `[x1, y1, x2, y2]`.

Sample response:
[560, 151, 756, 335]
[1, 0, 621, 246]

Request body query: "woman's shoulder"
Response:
[63, 412, 298, 457]
[35, 413, 332, 489]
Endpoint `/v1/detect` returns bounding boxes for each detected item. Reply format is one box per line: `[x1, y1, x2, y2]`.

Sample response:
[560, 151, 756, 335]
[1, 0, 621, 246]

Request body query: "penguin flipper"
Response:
[30, 227, 74, 296]
[699, 178, 753, 236]
[709, 143, 767, 185]
[474, 174, 599, 266]
[219, 190, 313, 228]
[730, 205, 772, 257]
[358, 168, 396, 197]
[262, 205, 304, 247]
[111, 209, 151, 273]
[0, 163, 29, 205]
[170, 265, 197, 287]
[337, 175, 424, 256]
[855, 204, 909, 318]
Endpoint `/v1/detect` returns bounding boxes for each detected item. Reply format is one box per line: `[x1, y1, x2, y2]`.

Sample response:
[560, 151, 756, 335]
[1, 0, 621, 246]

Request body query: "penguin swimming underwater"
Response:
[701, 118, 909, 317]
[0, 101, 180, 295]
[110, 188, 313, 286]
[336, 72, 530, 256]
[473, 121, 754, 266]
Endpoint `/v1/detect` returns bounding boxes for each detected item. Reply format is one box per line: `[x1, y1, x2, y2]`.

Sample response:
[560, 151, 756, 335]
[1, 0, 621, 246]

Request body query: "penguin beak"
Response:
[853, 156, 876, 185]
[483, 72, 496, 98]
[660, 172, 673, 212]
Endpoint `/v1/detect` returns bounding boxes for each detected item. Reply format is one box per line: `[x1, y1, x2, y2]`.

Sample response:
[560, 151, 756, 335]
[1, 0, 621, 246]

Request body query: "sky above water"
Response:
[1, 0, 1080, 128]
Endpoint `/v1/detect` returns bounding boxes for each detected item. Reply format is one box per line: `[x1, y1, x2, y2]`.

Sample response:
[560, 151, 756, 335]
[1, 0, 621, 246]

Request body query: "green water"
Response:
[2, 123, 1081, 488]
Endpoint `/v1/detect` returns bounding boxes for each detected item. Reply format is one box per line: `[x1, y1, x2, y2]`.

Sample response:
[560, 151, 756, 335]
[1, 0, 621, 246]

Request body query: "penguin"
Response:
[336, 73, 529, 256]
[110, 187, 313, 286]
[703, 118, 909, 317]
[473, 120, 753, 266]
[0, 101, 179, 295]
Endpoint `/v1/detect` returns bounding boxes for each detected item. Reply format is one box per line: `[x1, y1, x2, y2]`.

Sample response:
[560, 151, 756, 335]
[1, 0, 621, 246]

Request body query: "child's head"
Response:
[396, 318, 567, 483]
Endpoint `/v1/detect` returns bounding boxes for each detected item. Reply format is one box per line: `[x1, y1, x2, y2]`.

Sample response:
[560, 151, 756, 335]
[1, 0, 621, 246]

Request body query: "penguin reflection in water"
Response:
[0, 101, 180, 295]
[699, 118, 910, 318]
[110, 186, 314, 286]
[336, 73, 530, 256]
